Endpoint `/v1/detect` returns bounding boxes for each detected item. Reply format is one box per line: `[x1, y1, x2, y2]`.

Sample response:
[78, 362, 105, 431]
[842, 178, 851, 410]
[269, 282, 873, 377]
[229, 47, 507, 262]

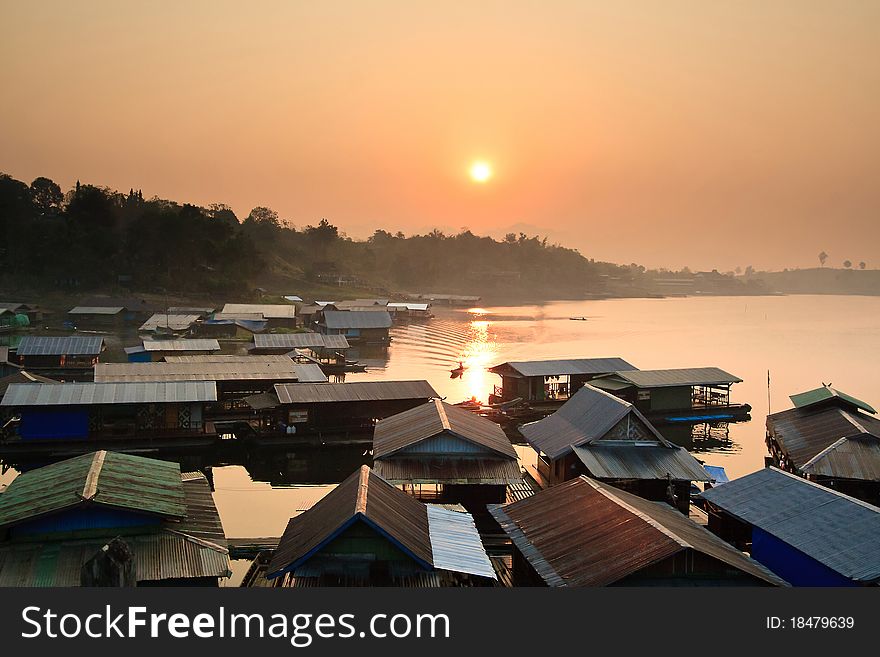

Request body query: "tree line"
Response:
[0, 172, 636, 297]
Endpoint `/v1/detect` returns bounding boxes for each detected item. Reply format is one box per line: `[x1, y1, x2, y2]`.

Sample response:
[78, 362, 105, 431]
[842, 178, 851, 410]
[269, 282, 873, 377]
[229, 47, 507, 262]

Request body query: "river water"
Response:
[2, 294, 879, 547]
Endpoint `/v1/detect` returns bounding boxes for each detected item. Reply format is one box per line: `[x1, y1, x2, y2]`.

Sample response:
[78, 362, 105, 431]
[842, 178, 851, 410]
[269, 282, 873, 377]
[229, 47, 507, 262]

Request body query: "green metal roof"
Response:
[790, 386, 876, 415]
[0, 451, 186, 529]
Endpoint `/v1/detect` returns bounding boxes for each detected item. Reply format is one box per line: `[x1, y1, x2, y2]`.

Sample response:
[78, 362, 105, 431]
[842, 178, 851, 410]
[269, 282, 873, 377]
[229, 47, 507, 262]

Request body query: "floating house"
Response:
[138, 313, 201, 335]
[12, 335, 104, 379]
[166, 306, 216, 318]
[590, 366, 748, 422]
[221, 304, 297, 329]
[94, 360, 327, 407]
[765, 385, 880, 503]
[0, 451, 230, 586]
[78, 297, 158, 322]
[265, 465, 496, 587]
[519, 384, 710, 511]
[489, 475, 785, 587]
[317, 310, 392, 345]
[124, 338, 221, 362]
[0, 381, 219, 449]
[192, 316, 268, 338]
[0, 302, 40, 324]
[257, 380, 439, 438]
[488, 357, 637, 405]
[250, 333, 350, 358]
[699, 467, 880, 587]
[67, 306, 126, 328]
[373, 399, 521, 508]
[386, 302, 432, 322]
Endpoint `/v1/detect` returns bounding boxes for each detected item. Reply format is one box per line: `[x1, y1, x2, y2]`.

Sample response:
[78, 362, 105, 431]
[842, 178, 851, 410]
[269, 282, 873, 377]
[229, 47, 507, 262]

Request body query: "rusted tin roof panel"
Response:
[2, 381, 217, 406]
[94, 361, 326, 383]
[222, 303, 297, 319]
[141, 339, 220, 352]
[491, 476, 785, 586]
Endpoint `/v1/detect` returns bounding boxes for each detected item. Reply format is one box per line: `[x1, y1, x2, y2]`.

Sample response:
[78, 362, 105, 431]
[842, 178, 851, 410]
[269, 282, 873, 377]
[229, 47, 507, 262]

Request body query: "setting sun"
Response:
[469, 161, 492, 183]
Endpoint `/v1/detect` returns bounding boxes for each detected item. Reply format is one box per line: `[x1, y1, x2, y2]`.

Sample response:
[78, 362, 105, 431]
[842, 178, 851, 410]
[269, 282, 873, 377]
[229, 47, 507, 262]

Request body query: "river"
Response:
[2, 294, 879, 554]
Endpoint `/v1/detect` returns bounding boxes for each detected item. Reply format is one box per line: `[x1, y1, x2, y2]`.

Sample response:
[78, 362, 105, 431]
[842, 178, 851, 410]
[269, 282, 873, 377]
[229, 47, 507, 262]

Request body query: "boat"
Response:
[450, 362, 467, 378]
[569, 316, 588, 321]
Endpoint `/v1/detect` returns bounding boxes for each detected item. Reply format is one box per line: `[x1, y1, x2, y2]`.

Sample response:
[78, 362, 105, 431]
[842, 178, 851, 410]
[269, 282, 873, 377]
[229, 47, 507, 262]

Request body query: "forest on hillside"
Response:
[0, 172, 639, 298]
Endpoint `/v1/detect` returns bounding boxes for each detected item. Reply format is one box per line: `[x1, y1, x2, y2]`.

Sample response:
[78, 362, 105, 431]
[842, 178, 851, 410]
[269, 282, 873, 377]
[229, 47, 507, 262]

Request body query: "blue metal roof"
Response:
[15, 335, 104, 356]
[699, 467, 880, 583]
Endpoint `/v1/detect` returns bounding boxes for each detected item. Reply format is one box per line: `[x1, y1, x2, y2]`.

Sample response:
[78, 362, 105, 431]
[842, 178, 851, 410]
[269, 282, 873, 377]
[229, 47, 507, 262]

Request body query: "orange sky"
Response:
[1, 1, 878, 271]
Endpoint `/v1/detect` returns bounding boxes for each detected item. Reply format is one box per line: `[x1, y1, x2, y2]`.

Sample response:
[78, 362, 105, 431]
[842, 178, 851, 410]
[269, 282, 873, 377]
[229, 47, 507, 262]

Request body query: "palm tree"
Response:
[859, 261, 866, 270]
[818, 251, 828, 267]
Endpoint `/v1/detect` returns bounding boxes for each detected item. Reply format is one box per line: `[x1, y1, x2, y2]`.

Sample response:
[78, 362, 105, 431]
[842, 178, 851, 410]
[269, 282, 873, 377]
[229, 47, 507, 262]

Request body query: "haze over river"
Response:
[2, 295, 878, 550]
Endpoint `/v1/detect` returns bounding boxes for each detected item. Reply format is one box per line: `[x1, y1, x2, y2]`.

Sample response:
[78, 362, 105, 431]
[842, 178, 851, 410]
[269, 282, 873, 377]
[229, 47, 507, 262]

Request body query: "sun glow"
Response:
[469, 161, 492, 183]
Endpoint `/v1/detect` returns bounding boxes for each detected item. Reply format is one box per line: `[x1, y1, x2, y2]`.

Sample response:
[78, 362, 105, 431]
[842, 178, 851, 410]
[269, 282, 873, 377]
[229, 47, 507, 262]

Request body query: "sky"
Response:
[1, 1, 878, 271]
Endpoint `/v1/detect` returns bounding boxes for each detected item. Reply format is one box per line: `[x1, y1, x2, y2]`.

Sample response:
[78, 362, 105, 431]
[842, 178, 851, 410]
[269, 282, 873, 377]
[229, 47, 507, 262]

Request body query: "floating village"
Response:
[0, 296, 877, 587]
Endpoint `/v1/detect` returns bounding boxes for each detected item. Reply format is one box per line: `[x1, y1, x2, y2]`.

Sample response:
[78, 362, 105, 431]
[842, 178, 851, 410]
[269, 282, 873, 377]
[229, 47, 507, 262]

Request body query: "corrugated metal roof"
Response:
[426, 505, 496, 579]
[283, 295, 303, 302]
[490, 476, 786, 586]
[0, 346, 8, 362]
[222, 303, 297, 319]
[0, 451, 187, 529]
[704, 465, 730, 485]
[0, 473, 229, 585]
[2, 381, 218, 406]
[699, 467, 880, 583]
[275, 380, 437, 404]
[167, 306, 216, 315]
[321, 310, 392, 329]
[572, 443, 711, 481]
[374, 399, 518, 459]
[790, 385, 876, 414]
[0, 371, 58, 398]
[212, 312, 265, 321]
[373, 458, 522, 486]
[164, 355, 291, 363]
[68, 306, 125, 315]
[94, 361, 327, 383]
[387, 303, 430, 311]
[139, 314, 201, 331]
[253, 333, 350, 350]
[141, 339, 221, 352]
[489, 357, 637, 378]
[800, 435, 880, 480]
[15, 335, 104, 356]
[519, 384, 668, 460]
[595, 367, 742, 388]
[767, 405, 880, 475]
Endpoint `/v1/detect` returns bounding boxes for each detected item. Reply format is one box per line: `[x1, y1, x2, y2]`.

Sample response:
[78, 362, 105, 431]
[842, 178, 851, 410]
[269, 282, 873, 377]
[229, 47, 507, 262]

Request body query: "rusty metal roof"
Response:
[0, 451, 187, 529]
[373, 458, 522, 486]
[572, 443, 711, 482]
[95, 361, 327, 383]
[374, 399, 517, 460]
[253, 333, 350, 350]
[699, 467, 880, 583]
[267, 466, 432, 578]
[767, 405, 880, 476]
[321, 310, 392, 329]
[1, 381, 218, 406]
[490, 476, 786, 586]
[489, 357, 636, 378]
[15, 335, 104, 356]
[268, 466, 494, 581]
[519, 384, 669, 460]
[275, 380, 437, 404]
[594, 367, 742, 389]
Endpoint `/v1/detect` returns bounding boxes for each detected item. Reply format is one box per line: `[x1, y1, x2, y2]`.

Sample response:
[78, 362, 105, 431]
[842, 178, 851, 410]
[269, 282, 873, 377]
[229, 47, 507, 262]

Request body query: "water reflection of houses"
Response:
[658, 421, 734, 453]
[765, 385, 880, 504]
[0, 450, 230, 586]
[262, 465, 496, 587]
[519, 385, 711, 513]
[489, 476, 785, 587]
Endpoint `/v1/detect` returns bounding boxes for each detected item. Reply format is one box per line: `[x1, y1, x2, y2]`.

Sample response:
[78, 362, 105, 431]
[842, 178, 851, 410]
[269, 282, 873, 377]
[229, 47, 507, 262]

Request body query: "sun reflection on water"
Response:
[456, 315, 499, 404]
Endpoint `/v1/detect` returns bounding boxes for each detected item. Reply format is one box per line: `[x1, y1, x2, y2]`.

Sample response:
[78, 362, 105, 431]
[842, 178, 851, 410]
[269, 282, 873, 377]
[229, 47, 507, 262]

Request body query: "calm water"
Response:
[2, 294, 879, 544]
